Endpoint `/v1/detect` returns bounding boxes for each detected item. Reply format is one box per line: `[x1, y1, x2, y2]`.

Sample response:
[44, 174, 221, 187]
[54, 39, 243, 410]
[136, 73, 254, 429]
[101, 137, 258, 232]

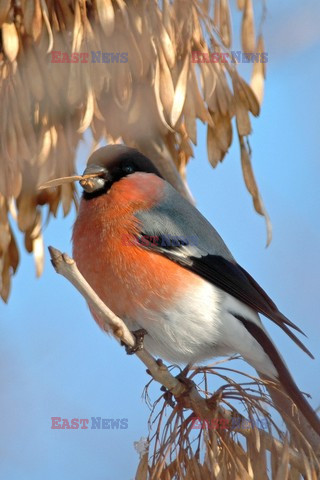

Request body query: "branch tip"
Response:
[48, 246, 62, 268]
[48, 246, 75, 270]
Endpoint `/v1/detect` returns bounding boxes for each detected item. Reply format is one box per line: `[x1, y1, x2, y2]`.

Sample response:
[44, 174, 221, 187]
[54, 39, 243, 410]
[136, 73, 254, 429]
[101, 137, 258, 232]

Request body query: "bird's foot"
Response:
[176, 364, 191, 381]
[175, 365, 194, 392]
[122, 328, 147, 355]
[160, 364, 194, 408]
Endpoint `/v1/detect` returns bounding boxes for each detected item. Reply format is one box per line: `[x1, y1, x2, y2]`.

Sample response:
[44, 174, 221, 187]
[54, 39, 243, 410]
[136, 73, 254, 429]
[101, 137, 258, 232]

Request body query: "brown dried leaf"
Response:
[56, 0, 74, 31]
[0, 152, 22, 198]
[0, 0, 11, 28]
[207, 124, 220, 168]
[115, 0, 129, 29]
[274, 438, 289, 480]
[250, 35, 266, 106]
[158, 45, 174, 119]
[6, 106, 18, 160]
[200, 61, 216, 106]
[23, 46, 45, 101]
[159, 20, 175, 68]
[213, 0, 220, 28]
[0, 222, 10, 256]
[207, 112, 232, 167]
[183, 87, 197, 145]
[38, 128, 52, 166]
[192, 5, 202, 44]
[239, 77, 260, 117]
[212, 65, 232, 116]
[241, 0, 255, 53]
[7, 83, 32, 159]
[8, 225, 19, 273]
[33, 233, 44, 277]
[22, 0, 36, 36]
[2, 22, 19, 62]
[61, 183, 73, 217]
[112, 62, 133, 112]
[122, 25, 144, 80]
[189, 65, 209, 123]
[232, 72, 256, 136]
[135, 451, 148, 480]
[128, 9, 153, 78]
[153, 59, 174, 132]
[240, 136, 272, 245]
[78, 87, 94, 133]
[17, 195, 37, 232]
[162, 0, 174, 40]
[0, 253, 10, 302]
[170, 54, 189, 127]
[31, 0, 42, 42]
[235, 100, 252, 136]
[215, 111, 232, 154]
[71, 0, 83, 53]
[41, 0, 54, 53]
[96, 0, 114, 37]
[220, 0, 232, 48]
[67, 62, 83, 106]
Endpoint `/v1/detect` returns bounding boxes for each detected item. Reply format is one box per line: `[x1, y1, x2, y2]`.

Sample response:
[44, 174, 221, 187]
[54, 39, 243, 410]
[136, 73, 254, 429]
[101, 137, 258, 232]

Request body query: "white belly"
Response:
[125, 281, 277, 379]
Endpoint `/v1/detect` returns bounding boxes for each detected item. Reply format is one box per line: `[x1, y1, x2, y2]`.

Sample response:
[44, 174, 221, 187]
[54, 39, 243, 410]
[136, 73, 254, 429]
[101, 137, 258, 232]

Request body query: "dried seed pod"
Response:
[207, 111, 232, 167]
[220, 0, 232, 48]
[241, 0, 255, 53]
[2, 21, 19, 62]
[239, 135, 272, 245]
[95, 0, 114, 38]
[0, 0, 11, 28]
[170, 54, 189, 127]
[158, 44, 174, 120]
[0, 0, 270, 301]
[250, 35, 266, 106]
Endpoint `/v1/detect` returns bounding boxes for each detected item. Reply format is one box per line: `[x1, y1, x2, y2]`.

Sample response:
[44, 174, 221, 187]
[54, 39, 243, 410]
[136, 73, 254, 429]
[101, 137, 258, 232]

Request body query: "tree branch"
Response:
[48, 246, 315, 474]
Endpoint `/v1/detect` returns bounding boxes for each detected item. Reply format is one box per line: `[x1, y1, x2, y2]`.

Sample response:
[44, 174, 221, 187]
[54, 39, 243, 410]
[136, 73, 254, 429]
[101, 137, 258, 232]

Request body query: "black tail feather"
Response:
[235, 314, 320, 437]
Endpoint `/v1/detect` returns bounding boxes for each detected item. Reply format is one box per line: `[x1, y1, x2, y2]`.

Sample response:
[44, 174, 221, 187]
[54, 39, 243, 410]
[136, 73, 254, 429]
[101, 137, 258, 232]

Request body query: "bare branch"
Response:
[48, 246, 185, 397]
[49, 246, 317, 475]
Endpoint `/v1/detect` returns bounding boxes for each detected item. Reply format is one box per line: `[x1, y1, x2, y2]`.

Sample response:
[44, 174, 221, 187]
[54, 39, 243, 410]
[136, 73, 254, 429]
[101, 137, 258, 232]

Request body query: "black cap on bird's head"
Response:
[80, 145, 163, 198]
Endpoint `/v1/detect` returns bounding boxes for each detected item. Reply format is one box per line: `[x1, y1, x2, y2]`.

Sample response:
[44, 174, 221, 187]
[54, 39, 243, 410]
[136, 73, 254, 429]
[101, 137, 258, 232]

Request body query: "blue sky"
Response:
[1, 2, 320, 478]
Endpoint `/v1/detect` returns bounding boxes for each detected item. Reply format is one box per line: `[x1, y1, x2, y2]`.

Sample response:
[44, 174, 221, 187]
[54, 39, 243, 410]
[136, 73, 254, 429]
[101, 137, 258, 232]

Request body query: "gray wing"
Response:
[134, 182, 312, 358]
[135, 182, 235, 261]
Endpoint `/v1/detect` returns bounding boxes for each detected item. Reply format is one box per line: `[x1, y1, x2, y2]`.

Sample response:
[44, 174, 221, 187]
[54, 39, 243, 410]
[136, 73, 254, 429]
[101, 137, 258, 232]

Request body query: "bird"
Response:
[72, 144, 320, 436]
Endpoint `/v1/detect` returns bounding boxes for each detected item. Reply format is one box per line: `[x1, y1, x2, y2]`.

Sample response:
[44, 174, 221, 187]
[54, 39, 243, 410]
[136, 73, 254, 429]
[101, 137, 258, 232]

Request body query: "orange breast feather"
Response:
[72, 173, 200, 327]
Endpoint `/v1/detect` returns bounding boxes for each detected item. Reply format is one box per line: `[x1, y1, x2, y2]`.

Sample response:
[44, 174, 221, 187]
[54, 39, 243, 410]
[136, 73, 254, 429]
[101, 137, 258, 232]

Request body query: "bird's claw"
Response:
[160, 365, 194, 408]
[175, 370, 195, 392]
[122, 328, 147, 355]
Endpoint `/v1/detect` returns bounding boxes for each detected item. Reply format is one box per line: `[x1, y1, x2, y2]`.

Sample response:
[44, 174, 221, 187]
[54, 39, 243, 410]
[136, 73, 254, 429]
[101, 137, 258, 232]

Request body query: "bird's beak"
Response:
[80, 165, 109, 193]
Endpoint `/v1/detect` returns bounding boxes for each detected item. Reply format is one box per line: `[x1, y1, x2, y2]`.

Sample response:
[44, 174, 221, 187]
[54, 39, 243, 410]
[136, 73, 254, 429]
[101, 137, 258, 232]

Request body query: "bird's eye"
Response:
[121, 163, 136, 175]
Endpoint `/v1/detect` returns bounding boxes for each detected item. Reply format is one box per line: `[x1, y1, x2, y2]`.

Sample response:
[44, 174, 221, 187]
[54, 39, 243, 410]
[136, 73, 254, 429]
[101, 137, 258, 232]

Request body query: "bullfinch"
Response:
[72, 145, 320, 435]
